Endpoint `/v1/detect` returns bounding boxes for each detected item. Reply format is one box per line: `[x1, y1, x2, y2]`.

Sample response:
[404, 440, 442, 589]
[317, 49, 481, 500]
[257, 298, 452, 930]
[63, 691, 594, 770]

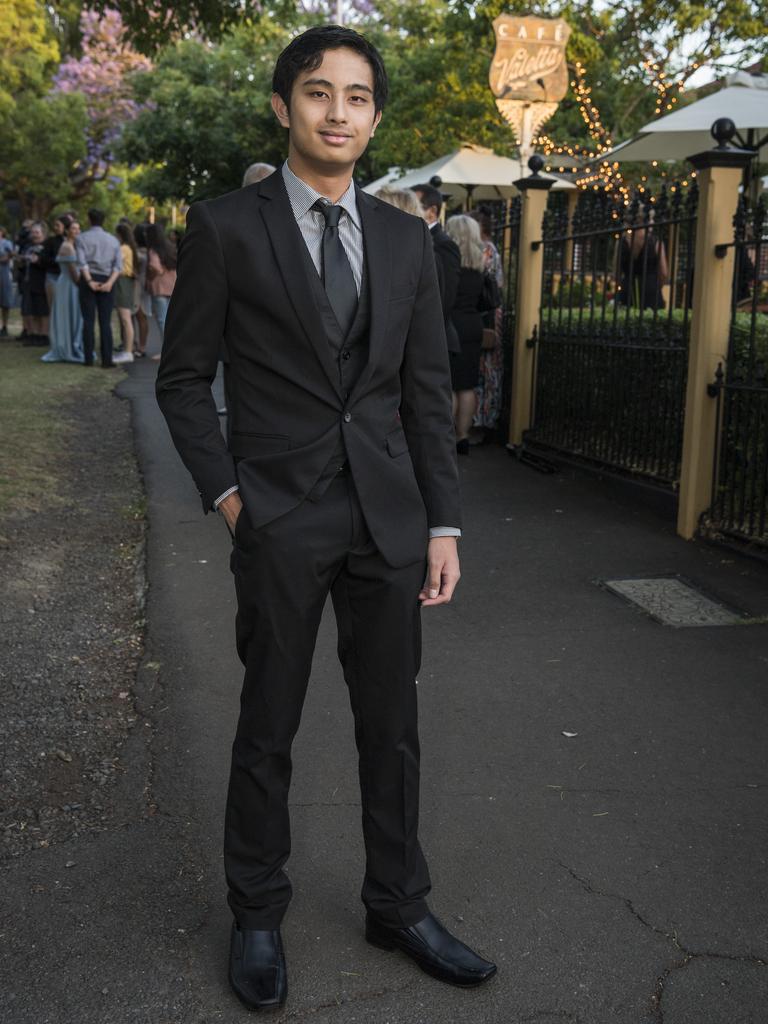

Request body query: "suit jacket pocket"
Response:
[229, 432, 292, 459]
[385, 429, 409, 458]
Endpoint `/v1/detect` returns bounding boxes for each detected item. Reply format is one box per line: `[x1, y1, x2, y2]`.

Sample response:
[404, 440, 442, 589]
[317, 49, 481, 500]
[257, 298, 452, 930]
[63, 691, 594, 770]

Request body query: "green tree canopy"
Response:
[0, 91, 88, 220]
[116, 0, 767, 202]
[79, 0, 372, 54]
[0, 0, 60, 112]
[0, 1, 155, 222]
[0, 0, 90, 218]
[118, 21, 292, 203]
[360, 0, 518, 182]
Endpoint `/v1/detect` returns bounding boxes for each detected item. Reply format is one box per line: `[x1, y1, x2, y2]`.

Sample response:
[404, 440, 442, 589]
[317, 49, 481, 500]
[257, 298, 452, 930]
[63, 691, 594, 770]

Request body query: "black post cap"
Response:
[711, 118, 737, 148]
[528, 154, 544, 176]
[514, 152, 554, 191]
[687, 117, 753, 170]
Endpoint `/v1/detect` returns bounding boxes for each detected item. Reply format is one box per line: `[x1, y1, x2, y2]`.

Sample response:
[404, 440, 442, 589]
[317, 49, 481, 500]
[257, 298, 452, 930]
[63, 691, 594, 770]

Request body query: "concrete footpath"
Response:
[4, 358, 768, 1024]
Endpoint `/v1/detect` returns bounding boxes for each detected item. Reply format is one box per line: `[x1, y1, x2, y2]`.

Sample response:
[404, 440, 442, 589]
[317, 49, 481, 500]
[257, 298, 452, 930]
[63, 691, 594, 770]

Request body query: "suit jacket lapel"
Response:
[256, 172, 344, 402]
[351, 186, 390, 400]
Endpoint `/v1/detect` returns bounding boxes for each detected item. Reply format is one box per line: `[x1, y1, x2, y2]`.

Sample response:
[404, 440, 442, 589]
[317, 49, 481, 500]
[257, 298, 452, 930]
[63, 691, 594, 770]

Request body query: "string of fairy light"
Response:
[535, 58, 700, 203]
[645, 57, 700, 116]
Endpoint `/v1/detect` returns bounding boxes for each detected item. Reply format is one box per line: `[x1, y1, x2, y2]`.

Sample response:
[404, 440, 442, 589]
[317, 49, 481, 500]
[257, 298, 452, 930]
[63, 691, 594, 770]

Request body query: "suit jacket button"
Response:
[343, 411, 352, 423]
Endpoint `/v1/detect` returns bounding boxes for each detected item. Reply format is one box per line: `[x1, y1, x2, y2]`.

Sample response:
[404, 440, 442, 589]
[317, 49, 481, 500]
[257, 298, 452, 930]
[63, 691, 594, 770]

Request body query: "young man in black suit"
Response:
[156, 25, 496, 1011]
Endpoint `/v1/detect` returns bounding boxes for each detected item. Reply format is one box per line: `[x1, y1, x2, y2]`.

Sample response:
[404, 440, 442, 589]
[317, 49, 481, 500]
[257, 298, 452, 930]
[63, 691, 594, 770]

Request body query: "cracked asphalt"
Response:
[3, 357, 767, 1024]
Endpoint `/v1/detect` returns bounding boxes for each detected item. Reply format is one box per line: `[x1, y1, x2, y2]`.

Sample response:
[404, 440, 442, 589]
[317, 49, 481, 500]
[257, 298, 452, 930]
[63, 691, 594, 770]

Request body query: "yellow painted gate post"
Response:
[677, 121, 753, 539]
[509, 156, 554, 448]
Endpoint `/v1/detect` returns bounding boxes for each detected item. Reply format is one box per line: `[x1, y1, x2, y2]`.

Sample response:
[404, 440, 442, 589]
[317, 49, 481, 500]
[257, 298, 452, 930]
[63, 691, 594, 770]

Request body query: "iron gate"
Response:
[525, 185, 698, 488]
[704, 195, 768, 549]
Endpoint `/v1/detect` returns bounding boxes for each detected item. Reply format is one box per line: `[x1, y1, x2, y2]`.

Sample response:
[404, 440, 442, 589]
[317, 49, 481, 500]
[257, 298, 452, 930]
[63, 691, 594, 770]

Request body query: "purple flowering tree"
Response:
[53, 8, 152, 197]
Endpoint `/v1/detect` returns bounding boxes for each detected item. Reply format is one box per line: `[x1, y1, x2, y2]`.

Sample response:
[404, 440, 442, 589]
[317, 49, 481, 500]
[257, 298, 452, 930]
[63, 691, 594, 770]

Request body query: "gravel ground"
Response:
[0, 380, 146, 859]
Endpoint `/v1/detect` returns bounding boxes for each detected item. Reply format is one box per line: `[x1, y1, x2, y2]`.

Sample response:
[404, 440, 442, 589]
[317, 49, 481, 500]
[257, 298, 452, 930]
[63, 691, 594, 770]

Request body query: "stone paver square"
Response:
[599, 574, 746, 627]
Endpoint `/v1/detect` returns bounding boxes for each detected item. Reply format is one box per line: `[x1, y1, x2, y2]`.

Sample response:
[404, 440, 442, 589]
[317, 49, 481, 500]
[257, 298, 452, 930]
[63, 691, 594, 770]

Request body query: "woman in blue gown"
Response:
[42, 216, 84, 364]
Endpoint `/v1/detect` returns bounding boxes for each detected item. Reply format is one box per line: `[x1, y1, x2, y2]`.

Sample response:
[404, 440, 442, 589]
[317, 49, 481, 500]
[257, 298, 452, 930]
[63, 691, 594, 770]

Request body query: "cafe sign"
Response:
[490, 15, 571, 157]
[490, 15, 571, 102]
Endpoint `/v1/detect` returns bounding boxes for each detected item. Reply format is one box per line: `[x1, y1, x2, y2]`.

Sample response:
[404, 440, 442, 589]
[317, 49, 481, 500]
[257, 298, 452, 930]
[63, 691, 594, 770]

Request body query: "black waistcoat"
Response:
[298, 239, 372, 495]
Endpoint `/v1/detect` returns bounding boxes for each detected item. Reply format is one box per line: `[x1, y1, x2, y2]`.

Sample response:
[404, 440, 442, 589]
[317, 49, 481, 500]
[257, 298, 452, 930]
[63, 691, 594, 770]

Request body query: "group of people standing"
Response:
[0, 212, 178, 367]
[374, 184, 504, 452]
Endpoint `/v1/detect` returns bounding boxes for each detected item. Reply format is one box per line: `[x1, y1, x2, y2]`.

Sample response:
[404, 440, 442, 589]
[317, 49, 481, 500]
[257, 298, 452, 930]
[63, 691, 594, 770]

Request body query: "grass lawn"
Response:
[0, 309, 120, 518]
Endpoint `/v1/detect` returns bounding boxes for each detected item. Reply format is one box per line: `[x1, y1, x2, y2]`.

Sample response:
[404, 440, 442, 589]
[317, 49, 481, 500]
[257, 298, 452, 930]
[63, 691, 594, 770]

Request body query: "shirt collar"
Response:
[282, 161, 360, 230]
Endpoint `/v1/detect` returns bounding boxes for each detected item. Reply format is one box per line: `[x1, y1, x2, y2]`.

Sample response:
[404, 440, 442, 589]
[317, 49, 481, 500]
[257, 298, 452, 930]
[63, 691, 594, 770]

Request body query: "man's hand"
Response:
[419, 536, 460, 606]
[219, 490, 243, 534]
[87, 279, 100, 291]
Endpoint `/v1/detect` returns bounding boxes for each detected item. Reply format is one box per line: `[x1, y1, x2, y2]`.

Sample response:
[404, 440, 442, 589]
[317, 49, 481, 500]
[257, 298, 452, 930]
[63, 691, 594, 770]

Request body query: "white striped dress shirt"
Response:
[281, 161, 363, 294]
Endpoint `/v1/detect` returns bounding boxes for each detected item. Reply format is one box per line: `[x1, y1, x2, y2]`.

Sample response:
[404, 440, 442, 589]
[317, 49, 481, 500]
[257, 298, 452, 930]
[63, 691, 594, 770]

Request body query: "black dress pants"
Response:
[225, 470, 431, 929]
[79, 274, 114, 365]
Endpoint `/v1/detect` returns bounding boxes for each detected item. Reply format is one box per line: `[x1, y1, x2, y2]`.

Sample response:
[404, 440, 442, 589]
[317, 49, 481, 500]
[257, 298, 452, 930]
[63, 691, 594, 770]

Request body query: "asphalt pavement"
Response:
[3, 356, 767, 1024]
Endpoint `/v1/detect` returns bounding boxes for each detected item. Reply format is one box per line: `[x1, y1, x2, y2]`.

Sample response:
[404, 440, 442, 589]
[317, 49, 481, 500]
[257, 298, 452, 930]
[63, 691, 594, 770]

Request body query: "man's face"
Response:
[29, 225, 43, 244]
[272, 47, 382, 173]
[414, 191, 438, 225]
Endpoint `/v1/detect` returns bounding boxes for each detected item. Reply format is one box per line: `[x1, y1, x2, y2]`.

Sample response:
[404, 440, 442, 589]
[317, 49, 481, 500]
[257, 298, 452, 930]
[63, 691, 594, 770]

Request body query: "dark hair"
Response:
[414, 184, 443, 216]
[146, 222, 177, 271]
[272, 26, 388, 113]
[88, 208, 105, 226]
[133, 222, 148, 248]
[59, 214, 74, 232]
[116, 221, 139, 267]
[469, 207, 493, 238]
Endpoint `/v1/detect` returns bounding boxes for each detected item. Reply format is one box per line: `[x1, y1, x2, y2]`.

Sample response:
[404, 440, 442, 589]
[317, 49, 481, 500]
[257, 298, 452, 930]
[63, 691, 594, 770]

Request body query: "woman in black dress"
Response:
[19, 222, 50, 346]
[39, 215, 66, 313]
[616, 226, 669, 310]
[445, 214, 497, 454]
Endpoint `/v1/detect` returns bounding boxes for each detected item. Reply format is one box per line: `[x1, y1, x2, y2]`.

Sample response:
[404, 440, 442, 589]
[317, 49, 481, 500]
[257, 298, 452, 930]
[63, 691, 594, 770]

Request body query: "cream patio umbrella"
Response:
[601, 77, 768, 164]
[362, 144, 574, 204]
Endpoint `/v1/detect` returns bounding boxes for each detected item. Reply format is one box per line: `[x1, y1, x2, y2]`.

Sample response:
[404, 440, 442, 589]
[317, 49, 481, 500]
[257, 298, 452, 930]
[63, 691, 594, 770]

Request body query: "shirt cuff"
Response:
[429, 527, 461, 538]
[213, 485, 239, 509]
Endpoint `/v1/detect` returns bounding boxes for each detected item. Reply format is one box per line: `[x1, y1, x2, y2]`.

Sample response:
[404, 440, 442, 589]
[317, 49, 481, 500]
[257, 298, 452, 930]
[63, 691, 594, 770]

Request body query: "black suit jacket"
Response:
[156, 169, 461, 568]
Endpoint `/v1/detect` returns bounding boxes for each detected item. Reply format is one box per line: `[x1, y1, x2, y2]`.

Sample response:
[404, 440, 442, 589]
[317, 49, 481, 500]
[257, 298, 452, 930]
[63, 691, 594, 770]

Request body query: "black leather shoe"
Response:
[228, 923, 287, 1011]
[365, 911, 497, 987]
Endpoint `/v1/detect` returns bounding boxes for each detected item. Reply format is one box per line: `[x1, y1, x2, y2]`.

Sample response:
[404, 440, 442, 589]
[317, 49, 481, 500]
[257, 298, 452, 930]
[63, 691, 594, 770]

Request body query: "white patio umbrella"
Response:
[602, 79, 768, 164]
[362, 144, 574, 202]
[362, 167, 403, 192]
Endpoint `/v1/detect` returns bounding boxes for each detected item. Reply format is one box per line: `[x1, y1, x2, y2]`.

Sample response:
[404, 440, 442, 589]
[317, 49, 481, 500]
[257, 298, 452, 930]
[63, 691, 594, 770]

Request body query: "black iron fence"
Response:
[491, 197, 521, 442]
[524, 184, 698, 487]
[704, 195, 768, 548]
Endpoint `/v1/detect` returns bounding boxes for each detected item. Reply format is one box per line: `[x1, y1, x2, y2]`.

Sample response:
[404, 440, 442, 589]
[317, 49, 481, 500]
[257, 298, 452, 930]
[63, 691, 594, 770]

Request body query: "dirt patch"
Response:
[0, 363, 146, 859]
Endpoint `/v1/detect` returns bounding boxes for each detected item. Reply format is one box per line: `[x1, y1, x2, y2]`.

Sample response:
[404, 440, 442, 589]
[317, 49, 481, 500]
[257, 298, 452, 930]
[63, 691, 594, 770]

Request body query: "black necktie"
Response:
[314, 200, 358, 336]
